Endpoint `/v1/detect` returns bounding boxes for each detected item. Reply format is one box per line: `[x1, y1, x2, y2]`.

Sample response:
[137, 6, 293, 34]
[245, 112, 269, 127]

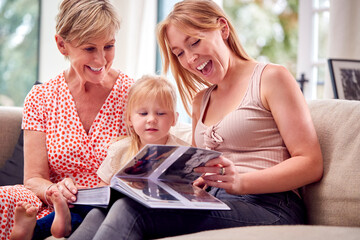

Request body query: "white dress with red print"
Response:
[0, 71, 133, 239]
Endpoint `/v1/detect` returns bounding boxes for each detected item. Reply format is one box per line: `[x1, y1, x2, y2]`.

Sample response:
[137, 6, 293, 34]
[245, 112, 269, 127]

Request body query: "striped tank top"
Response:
[194, 63, 290, 173]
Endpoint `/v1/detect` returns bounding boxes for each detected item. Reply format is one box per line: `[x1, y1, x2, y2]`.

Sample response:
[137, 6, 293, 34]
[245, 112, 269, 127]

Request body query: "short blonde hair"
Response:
[157, 0, 251, 115]
[125, 75, 178, 157]
[56, 0, 120, 46]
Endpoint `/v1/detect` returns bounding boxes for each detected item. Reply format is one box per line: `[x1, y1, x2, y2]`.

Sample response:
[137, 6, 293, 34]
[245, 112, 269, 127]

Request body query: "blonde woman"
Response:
[69, 1, 323, 239]
[6, 0, 134, 239]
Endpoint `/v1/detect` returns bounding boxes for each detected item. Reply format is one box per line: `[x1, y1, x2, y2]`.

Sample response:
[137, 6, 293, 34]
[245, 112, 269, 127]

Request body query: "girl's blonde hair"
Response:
[156, 0, 252, 115]
[124, 75, 178, 159]
[56, 0, 120, 47]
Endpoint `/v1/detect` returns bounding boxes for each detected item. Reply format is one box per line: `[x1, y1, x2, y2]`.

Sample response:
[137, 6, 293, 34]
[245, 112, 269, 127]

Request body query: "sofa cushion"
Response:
[0, 130, 24, 186]
[0, 106, 23, 167]
[159, 225, 360, 240]
[303, 99, 360, 227]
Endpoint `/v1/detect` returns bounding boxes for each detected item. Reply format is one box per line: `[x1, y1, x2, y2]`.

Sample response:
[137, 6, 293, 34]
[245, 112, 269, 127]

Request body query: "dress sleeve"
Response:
[22, 84, 46, 132]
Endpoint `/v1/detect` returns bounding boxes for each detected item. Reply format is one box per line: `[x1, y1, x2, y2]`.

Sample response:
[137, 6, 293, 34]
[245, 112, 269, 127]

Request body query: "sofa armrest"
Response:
[304, 99, 360, 227]
[0, 107, 23, 168]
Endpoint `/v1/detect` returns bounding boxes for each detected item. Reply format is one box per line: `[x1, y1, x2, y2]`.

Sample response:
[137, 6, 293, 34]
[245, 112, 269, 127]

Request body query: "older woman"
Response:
[2, 0, 134, 239]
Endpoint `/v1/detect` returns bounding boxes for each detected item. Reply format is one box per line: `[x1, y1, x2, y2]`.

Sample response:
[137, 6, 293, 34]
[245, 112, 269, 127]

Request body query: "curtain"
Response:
[39, 0, 157, 83]
[111, 0, 157, 79]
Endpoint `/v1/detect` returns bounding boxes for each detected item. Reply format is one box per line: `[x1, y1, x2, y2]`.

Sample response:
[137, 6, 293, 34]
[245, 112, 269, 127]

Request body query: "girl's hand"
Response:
[55, 178, 78, 203]
[194, 156, 242, 195]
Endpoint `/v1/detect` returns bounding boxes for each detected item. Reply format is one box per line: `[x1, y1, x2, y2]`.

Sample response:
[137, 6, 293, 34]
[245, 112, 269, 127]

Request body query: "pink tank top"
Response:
[194, 63, 290, 173]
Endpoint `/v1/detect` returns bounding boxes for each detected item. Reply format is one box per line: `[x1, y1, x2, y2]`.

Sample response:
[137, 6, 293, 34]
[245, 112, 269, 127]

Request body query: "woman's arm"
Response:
[24, 130, 78, 204]
[250, 64, 323, 192]
[198, 64, 323, 195]
[23, 130, 52, 202]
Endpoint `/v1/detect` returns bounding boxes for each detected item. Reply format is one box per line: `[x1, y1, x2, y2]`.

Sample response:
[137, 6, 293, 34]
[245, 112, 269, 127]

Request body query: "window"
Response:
[0, 0, 40, 106]
[223, 0, 299, 77]
[156, 0, 191, 123]
[297, 0, 330, 99]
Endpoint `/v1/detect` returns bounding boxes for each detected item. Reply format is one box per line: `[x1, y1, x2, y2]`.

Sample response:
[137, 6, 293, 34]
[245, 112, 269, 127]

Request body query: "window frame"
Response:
[297, 0, 330, 100]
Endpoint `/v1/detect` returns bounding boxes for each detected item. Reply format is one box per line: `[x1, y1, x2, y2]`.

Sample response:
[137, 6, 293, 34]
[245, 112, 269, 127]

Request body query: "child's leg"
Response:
[47, 187, 72, 238]
[9, 201, 37, 240]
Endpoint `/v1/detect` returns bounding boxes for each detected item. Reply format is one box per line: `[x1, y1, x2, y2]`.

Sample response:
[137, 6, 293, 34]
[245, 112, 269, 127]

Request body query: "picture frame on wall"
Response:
[328, 59, 360, 100]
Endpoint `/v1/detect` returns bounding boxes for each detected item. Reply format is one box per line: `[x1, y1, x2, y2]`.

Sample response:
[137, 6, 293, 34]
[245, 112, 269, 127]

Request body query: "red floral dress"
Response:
[0, 71, 133, 239]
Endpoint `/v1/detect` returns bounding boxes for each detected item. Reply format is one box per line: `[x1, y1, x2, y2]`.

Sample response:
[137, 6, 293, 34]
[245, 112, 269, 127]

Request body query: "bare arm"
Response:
[23, 130, 52, 202]
[198, 64, 323, 194]
[24, 130, 77, 204]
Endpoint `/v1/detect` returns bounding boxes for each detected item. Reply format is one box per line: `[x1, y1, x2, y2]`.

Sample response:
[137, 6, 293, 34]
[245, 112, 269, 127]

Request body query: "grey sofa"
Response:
[1, 99, 360, 239]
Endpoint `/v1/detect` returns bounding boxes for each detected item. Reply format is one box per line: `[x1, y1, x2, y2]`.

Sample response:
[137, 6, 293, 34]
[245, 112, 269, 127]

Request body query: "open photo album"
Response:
[74, 144, 230, 210]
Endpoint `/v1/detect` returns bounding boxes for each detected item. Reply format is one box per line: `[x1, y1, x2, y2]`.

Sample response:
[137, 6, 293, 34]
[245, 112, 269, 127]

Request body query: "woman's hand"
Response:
[194, 156, 242, 195]
[53, 178, 78, 203]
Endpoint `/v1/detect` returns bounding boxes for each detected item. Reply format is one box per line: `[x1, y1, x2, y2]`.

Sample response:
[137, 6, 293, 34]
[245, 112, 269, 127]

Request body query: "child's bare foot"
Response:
[48, 188, 72, 238]
[10, 201, 37, 240]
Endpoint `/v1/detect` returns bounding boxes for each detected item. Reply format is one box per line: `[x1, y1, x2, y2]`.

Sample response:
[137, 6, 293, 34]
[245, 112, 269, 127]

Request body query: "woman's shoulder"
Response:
[112, 70, 135, 97]
[193, 85, 215, 108]
[115, 70, 135, 85]
[31, 72, 65, 91]
[261, 63, 301, 109]
[262, 63, 291, 82]
[260, 63, 295, 93]
[25, 72, 66, 102]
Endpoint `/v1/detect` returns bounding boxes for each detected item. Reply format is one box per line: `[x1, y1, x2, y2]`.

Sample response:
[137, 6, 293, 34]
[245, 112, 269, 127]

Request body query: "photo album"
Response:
[74, 144, 230, 210]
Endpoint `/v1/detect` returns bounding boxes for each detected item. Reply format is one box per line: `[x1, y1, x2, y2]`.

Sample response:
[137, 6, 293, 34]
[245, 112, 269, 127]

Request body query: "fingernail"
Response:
[71, 197, 76, 201]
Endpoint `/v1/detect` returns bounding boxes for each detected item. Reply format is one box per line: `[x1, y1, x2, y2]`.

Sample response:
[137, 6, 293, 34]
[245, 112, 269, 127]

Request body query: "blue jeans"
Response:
[32, 205, 93, 240]
[69, 188, 305, 240]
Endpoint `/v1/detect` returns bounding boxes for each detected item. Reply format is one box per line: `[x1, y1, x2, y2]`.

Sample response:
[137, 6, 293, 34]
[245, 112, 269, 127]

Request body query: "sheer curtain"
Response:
[111, 0, 157, 79]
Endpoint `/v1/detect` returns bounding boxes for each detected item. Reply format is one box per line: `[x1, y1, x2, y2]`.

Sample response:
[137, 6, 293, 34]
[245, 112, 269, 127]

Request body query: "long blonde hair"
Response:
[123, 75, 178, 159]
[157, 0, 251, 115]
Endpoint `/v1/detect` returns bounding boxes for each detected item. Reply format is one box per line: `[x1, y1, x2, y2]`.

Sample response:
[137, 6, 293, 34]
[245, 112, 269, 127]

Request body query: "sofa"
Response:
[1, 99, 359, 239]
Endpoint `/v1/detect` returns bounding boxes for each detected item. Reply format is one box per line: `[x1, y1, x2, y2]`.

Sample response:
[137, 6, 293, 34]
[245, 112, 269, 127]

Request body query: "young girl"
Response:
[97, 74, 190, 186]
[10, 75, 189, 239]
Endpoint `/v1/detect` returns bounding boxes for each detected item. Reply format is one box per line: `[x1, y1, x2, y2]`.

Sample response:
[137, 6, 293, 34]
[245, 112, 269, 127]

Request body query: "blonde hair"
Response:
[157, 0, 252, 115]
[56, 0, 120, 47]
[124, 75, 178, 159]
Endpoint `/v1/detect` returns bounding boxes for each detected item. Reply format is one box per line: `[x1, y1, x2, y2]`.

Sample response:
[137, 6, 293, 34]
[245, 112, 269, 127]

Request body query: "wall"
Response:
[325, 0, 360, 98]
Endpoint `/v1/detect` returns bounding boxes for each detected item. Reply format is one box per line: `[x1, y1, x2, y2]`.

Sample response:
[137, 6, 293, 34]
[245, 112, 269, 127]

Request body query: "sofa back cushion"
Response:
[303, 99, 360, 227]
[0, 107, 23, 167]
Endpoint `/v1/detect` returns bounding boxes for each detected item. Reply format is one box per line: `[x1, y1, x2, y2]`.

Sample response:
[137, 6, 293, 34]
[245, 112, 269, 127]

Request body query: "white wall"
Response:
[39, 0, 157, 83]
[324, 0, 360, 98]
[39, 0, 65, 83]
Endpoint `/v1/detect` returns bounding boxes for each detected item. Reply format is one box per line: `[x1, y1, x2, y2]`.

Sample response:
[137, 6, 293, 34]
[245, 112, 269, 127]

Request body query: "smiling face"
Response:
[57, 33, 116, 85]
[129, 97, 176, 147]
[166, 20, 231, 85]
